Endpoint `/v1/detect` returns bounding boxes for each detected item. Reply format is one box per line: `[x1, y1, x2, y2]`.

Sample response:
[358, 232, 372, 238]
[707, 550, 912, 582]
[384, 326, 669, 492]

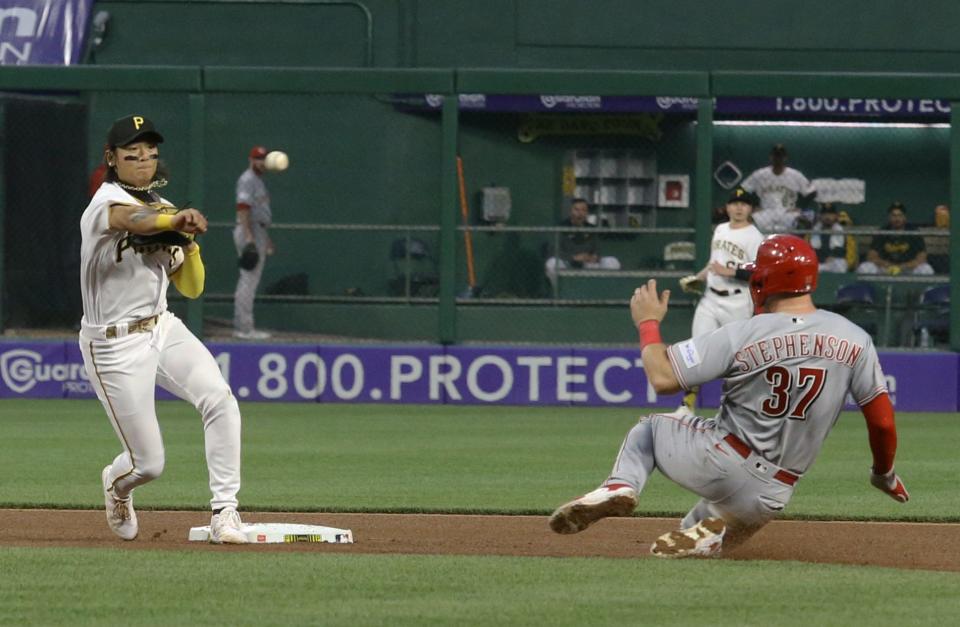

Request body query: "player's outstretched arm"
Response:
[861, 393, 909, 503]
[631, 280, 681, 394]
[108, 204, 208, 235]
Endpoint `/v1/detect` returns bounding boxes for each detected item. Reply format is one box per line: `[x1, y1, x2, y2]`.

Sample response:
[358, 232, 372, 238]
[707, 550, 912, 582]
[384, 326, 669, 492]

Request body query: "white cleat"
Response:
[650, 517, 726, 558]
[102, 465, 138, 541]
[209, 508, 249, 544]
[549, 484, 638, 534]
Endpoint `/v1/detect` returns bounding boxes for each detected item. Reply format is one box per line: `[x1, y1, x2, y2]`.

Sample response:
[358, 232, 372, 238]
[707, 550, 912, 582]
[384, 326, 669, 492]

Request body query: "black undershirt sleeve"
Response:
[734, 266, 753, 282]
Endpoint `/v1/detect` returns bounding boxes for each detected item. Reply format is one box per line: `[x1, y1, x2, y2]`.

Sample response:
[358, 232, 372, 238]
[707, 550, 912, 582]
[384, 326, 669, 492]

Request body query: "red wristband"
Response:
[637, 320, 663, 350]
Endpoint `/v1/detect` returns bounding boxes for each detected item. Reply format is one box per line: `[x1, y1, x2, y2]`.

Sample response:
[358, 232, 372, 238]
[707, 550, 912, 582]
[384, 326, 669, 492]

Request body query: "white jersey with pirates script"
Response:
[706, 222, 763, 293]
[667, 309, 886, 474]
[80, 182, 178, 326]
[741, 166, 811, 214]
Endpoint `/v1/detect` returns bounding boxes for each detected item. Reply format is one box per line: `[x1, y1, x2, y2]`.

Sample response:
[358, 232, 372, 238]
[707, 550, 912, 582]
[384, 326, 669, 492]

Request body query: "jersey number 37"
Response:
[760, 366, 827, 420]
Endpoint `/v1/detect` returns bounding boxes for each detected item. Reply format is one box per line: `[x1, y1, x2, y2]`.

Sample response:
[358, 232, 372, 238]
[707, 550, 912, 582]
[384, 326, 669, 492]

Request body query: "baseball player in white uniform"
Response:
[741, 144, 814, 233]
[79, 114, 247, 544]
[678, 186, 764, 411]
[550, 235, 908, 558]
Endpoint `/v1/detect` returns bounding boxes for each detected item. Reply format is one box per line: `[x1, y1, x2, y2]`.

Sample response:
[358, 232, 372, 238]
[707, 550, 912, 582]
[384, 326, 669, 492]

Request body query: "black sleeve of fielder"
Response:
[734, 265, 753, 282]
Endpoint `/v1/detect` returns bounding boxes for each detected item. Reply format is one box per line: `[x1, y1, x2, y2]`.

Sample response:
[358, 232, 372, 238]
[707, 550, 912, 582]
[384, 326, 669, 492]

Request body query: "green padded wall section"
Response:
[93, 1, 960, 72]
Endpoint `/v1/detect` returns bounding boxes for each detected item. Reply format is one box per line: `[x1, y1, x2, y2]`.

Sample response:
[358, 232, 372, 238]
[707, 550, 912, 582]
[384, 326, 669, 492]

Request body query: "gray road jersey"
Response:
[235, 168, 271, 227]
[667, 310, 886, 474]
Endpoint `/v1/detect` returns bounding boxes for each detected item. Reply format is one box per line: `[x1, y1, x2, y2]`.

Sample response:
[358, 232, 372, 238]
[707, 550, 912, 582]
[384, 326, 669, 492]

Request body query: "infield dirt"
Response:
[1, 509, 958, 571]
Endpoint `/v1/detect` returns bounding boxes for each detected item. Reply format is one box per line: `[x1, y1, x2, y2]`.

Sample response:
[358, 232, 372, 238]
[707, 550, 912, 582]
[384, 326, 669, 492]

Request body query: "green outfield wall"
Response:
[3, 4, 960, 346]
[93, 1, 960, 73]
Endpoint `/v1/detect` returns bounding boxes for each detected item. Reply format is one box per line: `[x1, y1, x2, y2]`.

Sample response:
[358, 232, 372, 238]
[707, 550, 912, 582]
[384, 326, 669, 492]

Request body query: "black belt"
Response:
[710, 287, 743, 297]
[105, 314, 159, 339]
[722, 433, 799, 486]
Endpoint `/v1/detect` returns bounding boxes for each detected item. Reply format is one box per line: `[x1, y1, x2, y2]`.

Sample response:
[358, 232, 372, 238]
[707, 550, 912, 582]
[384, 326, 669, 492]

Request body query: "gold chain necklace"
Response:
[115, 178, 169, 192]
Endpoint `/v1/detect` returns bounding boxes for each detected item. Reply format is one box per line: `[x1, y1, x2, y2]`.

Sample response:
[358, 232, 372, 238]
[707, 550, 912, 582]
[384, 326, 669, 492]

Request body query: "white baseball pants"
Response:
[692, 291, 753, 337]
[80, 311, 242, 510]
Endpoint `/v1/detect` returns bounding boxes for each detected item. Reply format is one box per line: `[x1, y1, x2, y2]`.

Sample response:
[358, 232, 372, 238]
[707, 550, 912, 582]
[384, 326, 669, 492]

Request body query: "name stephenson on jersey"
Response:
[733, 331, 864, 372]
[666, 309, 887, 474]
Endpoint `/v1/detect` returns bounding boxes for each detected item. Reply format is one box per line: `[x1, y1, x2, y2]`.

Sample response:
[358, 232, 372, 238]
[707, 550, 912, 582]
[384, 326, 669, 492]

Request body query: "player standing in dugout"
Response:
[78, 114, 248, 544]
[678, 186, 764, 413]
[549, 235, 908, 558]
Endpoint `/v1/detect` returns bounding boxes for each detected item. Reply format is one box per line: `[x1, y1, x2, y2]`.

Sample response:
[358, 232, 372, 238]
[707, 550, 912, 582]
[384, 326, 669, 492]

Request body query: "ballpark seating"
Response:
[912, 284, 950, 347]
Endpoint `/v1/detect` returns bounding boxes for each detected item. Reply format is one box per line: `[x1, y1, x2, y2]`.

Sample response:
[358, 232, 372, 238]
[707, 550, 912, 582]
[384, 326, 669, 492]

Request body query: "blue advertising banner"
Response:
[0, 0, 92, 65]
[1, 341, 955, 411]
[396, 94, 952, 119]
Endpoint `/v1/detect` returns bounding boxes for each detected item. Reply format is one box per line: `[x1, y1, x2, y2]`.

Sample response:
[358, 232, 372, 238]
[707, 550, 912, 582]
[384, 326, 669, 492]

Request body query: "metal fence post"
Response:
[0, 104, 5, 333]
[951, 102, 960, 351]
[695, 98, 713, 270]
[187, 93, 205, 338]
[439, 94, 458, 344]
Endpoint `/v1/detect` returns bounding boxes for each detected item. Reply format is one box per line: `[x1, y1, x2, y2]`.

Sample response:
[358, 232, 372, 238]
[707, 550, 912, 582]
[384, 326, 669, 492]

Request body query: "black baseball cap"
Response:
[888, 201, 907, 212]
[771, 143, 788, 155]
[820, 202, 838, 214]
[107, 114, 164, 147]
[728, 186, 759, 206]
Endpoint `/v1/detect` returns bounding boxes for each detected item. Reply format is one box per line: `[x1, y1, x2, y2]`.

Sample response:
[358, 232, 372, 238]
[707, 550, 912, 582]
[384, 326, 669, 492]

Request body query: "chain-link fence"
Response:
[0, 69, 956, 348]
[713, 98, 950, 348]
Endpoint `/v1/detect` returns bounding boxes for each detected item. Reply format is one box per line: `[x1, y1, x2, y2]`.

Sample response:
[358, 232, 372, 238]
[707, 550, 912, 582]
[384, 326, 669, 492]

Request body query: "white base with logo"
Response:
[188, 522, 354, 544]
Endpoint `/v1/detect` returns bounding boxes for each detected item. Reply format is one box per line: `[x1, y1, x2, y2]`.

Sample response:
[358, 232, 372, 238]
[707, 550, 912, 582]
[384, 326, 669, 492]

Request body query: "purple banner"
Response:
[0, 0, 92, 65]
[395, 94, 952, 119]
[1, 340, 955, 411]
[717, 97, 952, 118]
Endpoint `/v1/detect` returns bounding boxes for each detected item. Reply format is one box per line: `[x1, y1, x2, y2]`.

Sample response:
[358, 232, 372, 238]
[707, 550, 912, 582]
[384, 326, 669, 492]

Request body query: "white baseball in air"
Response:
[265, 150, 289, 171]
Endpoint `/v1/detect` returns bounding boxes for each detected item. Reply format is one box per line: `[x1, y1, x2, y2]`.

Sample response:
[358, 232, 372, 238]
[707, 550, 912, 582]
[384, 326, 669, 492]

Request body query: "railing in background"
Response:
[0, 66, 957, 347]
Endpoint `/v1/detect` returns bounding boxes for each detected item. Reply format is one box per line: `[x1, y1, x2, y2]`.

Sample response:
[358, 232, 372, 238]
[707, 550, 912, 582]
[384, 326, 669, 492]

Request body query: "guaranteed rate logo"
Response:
[655, 97, 699, 111]
[0, 7, 39, 64]
[0, 349, 90, 395]
[539, 95, 602, 110]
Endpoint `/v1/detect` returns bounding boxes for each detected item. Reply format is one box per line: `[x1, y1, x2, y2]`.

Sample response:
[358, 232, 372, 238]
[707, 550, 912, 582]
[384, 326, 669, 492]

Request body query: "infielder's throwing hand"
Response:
[173, 208, 208, 234]
[630, 279, 670, 325]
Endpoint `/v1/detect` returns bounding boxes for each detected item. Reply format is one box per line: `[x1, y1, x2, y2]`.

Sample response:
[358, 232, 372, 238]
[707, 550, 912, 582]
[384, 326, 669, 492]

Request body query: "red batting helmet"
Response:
[743, 234, 818, 313]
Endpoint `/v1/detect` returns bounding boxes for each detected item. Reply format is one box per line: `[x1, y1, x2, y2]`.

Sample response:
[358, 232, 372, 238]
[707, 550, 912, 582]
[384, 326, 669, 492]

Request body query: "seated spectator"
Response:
[934, 203, 950, 229]
[807, 202, 854, 273]
[836, 208, 860, 270]
[857, 202, 934, 276]
[923, 203, 950, 274]
[545, 198, 621, 288]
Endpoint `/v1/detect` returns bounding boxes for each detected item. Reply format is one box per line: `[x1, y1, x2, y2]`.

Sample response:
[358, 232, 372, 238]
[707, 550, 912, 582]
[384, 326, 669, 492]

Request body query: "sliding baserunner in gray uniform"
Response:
[549, 234, 909, 558]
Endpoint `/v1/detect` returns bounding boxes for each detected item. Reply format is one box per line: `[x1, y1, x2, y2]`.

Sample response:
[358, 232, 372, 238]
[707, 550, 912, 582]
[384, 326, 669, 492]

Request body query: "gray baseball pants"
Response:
[233, 224, 269, 333]
[608, 410, 796, 548]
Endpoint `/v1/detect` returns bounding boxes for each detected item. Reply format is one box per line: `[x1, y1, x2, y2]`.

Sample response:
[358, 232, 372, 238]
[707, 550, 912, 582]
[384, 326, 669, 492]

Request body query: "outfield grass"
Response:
[0, 399, 956, 520]
[2, 547, 959, 627]
[1, 399, 958, 626]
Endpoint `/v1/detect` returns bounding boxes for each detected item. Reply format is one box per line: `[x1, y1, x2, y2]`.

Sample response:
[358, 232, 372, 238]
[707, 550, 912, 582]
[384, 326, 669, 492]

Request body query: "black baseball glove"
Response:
[238, 242, 259, 271]
[128, 204, 196, 254]
[128, 230, 195, 254]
